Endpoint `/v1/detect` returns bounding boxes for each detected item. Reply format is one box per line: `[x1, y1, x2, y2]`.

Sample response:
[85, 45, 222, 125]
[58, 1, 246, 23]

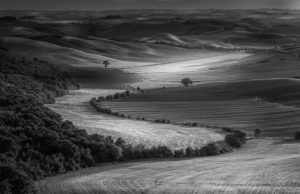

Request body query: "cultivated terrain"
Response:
[0, 9, 299, 194]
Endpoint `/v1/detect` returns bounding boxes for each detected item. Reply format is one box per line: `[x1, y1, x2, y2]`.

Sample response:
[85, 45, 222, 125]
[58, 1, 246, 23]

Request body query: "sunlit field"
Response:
[48, 89, 224, 150]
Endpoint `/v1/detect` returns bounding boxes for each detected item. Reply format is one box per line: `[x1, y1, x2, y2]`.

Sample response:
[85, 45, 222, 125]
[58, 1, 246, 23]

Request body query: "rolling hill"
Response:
[99, 79, 300, 137]
[36, 139, 300, 194]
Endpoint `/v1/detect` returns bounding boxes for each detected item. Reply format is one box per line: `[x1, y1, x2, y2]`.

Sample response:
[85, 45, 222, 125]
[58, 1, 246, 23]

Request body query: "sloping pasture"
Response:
[36, 139, 300, 194]
[48, 89, 224, 150]
[100, 79, 300, 137]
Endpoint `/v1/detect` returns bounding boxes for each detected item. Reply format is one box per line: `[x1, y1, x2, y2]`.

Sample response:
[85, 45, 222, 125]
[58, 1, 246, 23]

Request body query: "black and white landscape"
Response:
[0, 1, 300, 193]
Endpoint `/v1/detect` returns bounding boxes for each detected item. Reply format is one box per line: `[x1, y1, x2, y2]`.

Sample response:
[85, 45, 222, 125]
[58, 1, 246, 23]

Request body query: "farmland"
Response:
[36, 139, 300, 194]
[98, 79, 300, 137]
[47, 89, 224, 150]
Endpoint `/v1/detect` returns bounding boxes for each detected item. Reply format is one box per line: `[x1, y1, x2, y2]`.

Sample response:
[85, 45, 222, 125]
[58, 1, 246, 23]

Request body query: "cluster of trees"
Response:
[183, 122, 198, 127]
[93, 90, 136, 102]
[154, 119, 170, 124]
[0, 55, 82, 193]
[91, 87, 146, 103]
[0, 55, 80, 103]
[118, 129, 246, 159]
[90, 99, 170, 123]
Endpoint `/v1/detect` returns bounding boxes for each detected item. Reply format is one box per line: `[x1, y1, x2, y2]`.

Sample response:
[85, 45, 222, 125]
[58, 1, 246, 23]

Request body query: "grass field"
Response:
[35, 139, 300, 194]
[98, 79, 300, 137]
[48, 89, 224, 150]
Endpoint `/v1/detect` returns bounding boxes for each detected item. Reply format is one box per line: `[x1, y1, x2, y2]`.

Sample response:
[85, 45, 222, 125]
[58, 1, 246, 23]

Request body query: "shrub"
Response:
[0, 165, 36, 194]
[295, 131, 300, 140]
[201, 143, 220, 156]
[97, 97, 105, 102]
[225, 134, 243, 148]
[153, 145, 173, 158]
[0, 137, 19, 157]
[225, 131, 246, 148]
[125, 90, 131, 96]
[174, 149, 185, 158]
[185, 146, 195, 157]
[254, 129, 261, 137]
[114, 93, 121, 99]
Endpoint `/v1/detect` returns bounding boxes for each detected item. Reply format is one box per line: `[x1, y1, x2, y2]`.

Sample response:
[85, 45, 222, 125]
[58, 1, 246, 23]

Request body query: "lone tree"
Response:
[181, 78, 193, 87]
[254, 128, 261, 137]
[103, 60, 110, 68]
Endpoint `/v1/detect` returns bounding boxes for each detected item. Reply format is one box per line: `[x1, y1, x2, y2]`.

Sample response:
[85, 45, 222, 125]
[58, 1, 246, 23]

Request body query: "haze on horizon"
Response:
[0, 0, 299, 10]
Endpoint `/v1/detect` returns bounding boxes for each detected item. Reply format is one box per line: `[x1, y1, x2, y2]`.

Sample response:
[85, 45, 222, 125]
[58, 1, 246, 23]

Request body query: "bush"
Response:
[0, 165, 36, 194]
[225, 131, 246, 148]
[185, 147, 195, 157]
[254, 128, 261, 137]
[225, 134, 243, 148]
[295, 131, 300, 140]
[125, 90, 131, 96]
[201, 143, 220, 156]
[174, 149, 185, 158]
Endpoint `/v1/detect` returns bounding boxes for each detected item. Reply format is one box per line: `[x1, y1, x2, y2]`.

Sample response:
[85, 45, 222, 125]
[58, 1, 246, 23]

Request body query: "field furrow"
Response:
[36, 139, 300, 194]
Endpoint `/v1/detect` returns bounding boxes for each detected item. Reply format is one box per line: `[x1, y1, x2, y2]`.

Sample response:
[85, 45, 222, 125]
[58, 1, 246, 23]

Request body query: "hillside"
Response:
[0, 55, 165, 193]
[98, 79, 300, 137]
[36, 139, 300, 194]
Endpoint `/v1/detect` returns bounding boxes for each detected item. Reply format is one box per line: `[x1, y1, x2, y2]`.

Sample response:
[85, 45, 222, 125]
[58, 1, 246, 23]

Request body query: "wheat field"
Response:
[36, 139, 300, 194]
[47, 89, 224, 150]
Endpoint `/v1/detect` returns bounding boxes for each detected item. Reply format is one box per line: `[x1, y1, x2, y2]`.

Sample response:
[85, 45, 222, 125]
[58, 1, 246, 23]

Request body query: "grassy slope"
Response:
[101, 79, 300, 137]
[47, 89, 224, 150]
[36, 139, 300, 194]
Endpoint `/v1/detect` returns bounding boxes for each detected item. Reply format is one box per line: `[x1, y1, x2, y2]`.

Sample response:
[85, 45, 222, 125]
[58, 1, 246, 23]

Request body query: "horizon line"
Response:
[0, 8, 299, 12]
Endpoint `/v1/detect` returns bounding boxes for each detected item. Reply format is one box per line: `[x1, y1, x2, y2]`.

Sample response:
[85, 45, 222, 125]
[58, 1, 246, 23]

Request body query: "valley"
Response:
[0, 9, 299, 194]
